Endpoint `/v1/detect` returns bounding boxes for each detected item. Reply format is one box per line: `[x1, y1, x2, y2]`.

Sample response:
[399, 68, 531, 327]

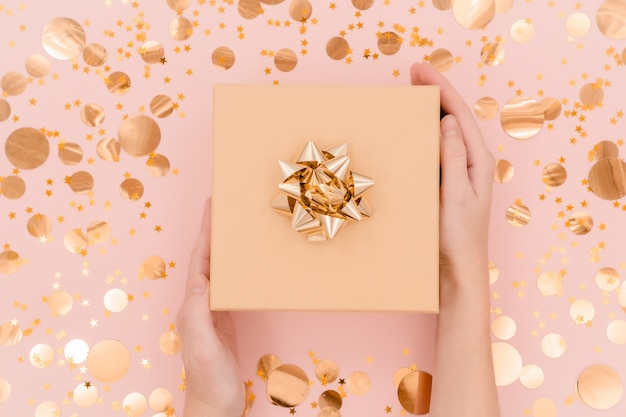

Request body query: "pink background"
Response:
[1, 1, 626, 416]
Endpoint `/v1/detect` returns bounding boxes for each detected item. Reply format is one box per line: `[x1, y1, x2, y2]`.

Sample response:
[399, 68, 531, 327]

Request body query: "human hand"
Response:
[176, 199, 246, 417]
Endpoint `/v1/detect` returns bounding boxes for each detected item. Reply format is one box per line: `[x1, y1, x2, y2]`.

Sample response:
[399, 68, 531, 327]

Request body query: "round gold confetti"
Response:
[480, 42, 504, 66]
[537, 271, 562, 296]
[510, 19, 534, 44]
[238, 0, 262, 19]
[68, 171, 94, 194]
[596, 0, 626, 40]
[429, 48, 453, 72]
[5, 127, 50, 169]
[492, 342, 522, 386]
[541, 163, 566, 186]
[83, 43, 108, 67]
[580, 83, 604, 107]
[567, 211, 593, 235]
[540, 97, 561, 121]
[474, 97, 498, 120]
[139, 41, 165, 64]
[0, 98, 10, 122]
[104, 288, 129, 313]
[106, 71, 131, 95]
[80, 103, 106, 127]
[266, 363, 310, 407]
[595, 267, 620, 291]
[319, 390, 342, 410]
[489, 262, 499, 284]
[326, 37, 350, 60]
[118, 114, 161, 157]
[0, 250, 21, 274]
[170, 16, 193, 41]
[123, 393, 148, 417]
[532, 398, 556, 417]
[74, 382, 98, 407]
[141, 255, 166, 279]
[150, 95, 174, 118]
[500, 97, 544, 140]
[25, 54, 51, 78]
[159, 329, 182, 355]
[64, 339, 89, 364]
[27, 213, 52, 239]
[318, 407, 341, 417]
[212, 46, 236, 70]
[492, 315, 516, 340]
[0, 321, 23, 346]
[0, 175, 26, 200]
[0, 379, 10, 403]
[519, 364, 544, 389]
[397, 371, 432, 415]
[494, 159, 514, 183]
[48, 290, 74, 317]
[566, 12, 591, 37]
[167, 0, 191, 12]
[377, 31, 402, 55]
[541, 333, 566, 358]
[506, 203, 531, 227]
[261, 0, 285, 4]
[86, 339, 131, 382]
[569, 298, 595, 324]
[64, 228, 88, 254]
[593, 140, 619, 160]
[1, 71, 27, 96]
[58, 142, 83, 165]
[607, 320, 626, 344]
[315, 359, 340, 384]
[289, 0, 313, 22]
[41, 17, 86, 60]
[346, 371, 371, 396]
[258, 354, 282, 380]
[577, 364, 623, 410]
[495, 0, 513, 13]
[30, 344, 55, 368]
[146, 154, 171, 177]
[87, 220, 111, 245]
[120, 178, 145, 201]
[149, 388, 174, 412]
[35, 401, 61, 417]
[452, 0, 495, 30]
[352, 0, 374, 10]
[96, 137, 121, 162]
[392, 367, 413, 388]
[432, 0, 451, 11]
[275, 48, 298, 72]
[588, 158, 626, 200]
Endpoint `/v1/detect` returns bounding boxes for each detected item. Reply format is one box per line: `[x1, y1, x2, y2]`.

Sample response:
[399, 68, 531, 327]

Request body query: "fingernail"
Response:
[190, 274, 208, 294]
[441, 115, 458, 137]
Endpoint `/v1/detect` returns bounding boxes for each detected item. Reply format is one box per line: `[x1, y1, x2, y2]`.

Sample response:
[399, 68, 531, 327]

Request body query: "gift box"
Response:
[210, 84, 440, 312]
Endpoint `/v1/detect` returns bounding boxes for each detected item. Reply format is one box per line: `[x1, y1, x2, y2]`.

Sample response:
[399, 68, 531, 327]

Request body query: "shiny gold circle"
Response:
[146, 154, 171, 177]
[1, 72, 27, 96]
[258, 354, 282, 380]
[500, 96, 544, 140]
[139, 41, 165, 64]
[167, 0, 191, 11]
[492, 342, 523, 386]
[607, 320, 626, 344]
[170, 16, 193, 40]
[58, 142, 83, 165]
[266, 363, 310, 407]
[346, 371, 371, 396]
[429, 48, 453, 72]
[275, 48, 298, 72]
[5, 127, 50, 169]
[0, 175, 26, 199]
[120, 178, 144, 201]
[150, 95, 174, 118]
[318, 390, 342, 410]
[0, 250, 20, 274]
[0, 98, 10, 122]
[540, 97, 561, 121]
[537, 270, 562, 296]
[315, 359, 339, 384]
[0, 321, 23, 346]
[42, 17, 86, 60]
[432, 0, 451, 10]
[541, 333, 566, 358]
[83, 43, 108, 67]
[494, 159, 514, 183]
[68, 171, 94, 194]
[326, 37, 350, 60]
[318, 407, 341, 417]
[212, 46, 236, 70]
[542, 163, 566, 187]
[596, 267, 620, 291]
[505, 203, 531, 227]
[580, 83, 604, 107]
[392, 367, 413, 388]
[74, 382, 98, 407]
[593, 140, 619, 160]
[80, 103, 106, 127]
[86, 339, 131, 382]
[96, 137, 121, 162]
[238, 0, 262, 19]
[0, 379, 10, 403]
[87, 220, 111, 245]
[289, 0, 313, 22]
[25, 54, 51, 78]
[510, 19, 535, 44]
[123, 393, 148, 417]
[261, 0, 285, 3]
[480, 42, 505, 66]
[48, 290, 74, 317]
[104, 288, 128, 313]
[159, 329, 182, 355]
[566, 12, 591, 37]
[588, 158, 626, 200]
[35, 401, 61, 417]
[474, 96, 498, 120]
[492, 315, 516, 340]
[567, 211, 593, 235]
[577, 364, 623, 410]
[378, 31, 402, 55]
[519, 364, 544, 389]
[495, 0, 513, 13]
[118, 114, 161, 157]
[597, 0, 626, 40]
[569, 298, 595, 324]
[452, 0, 496, 30]
[532, 398, 556, 417]
[30, 344, 55, 368]
[352, 0, 374, 9]
[27, 213, 52, 239]
[489, 262, 499, 284]
[142, 255, 166, 279]
[64, 228, 88, 254]
[106, 71, 131, 95]
[397, 371, 432, 415]
[149, 388, 174, 412]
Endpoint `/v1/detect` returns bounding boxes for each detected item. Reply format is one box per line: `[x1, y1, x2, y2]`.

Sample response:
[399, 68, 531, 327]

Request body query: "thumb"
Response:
[440, 115, 472, 200]
[177, 272, 219, 347]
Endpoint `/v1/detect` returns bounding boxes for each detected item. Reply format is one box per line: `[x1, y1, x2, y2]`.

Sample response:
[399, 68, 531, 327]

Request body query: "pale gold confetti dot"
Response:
[0, 98, 10, 122]
[96, 137, 121, 162]
[0, 379, 11, 403]
[86, 339, 131, 382]
[378, 32, 402, 56]
[519, 364, 544, 389]
[492, 342, 522, 386]
[27, 213, 52, 239]
[5, 127, 50, 169]
[58, 142, 83, 165]
[607, 320, 626, 344]
[82, 43, 108, 67]
[80, 103, 106, 127]
[566, 12, 591, 37]
[397, 371, 432, 415]
[238, 0, 262, 19]
[35, 401, 61, 417]
[474, 97, 498, 120]
[150, 95, 174, 118]
[87, 220, 111, 245]
[64, 339, 89, 363]
[492, 315, 516, 340]
[170, 16, 193, 41]
[167, 0, 191, 12]
[506, 203, 531, 227]
[139, 41, 165, 64]
[257, 354, 282, 380]
[580, 83, 604, 107]
[141, 255, 166, 279]
[315, 359, 339, 384]
[159, 329, 182, 355]
[68, 171, 94, 194]
[123, 392, 148, 417]
[532, 398, 556, 417]
[392, 368, 413, 389]
[489, 262, 499, 284]
[494, 159, 514, 183]
[569, 299, 595, 324]
[596, 0, 626, 40]
[120, 178, 144, 201]
[495, 0, 513, 13]
[346, 371, 371, 396]
[25, 54, 51, 78]
[49, 290, 73, 317]
[595, 267, 620, 291]
[539, 97, 561, 121]
[318, 407, 341, 417]
[289, 0, 313, 22]
[74, 382, 98, 407]
[0, 250, 21, 274]
[588, 158, 626, 200]
[452, 0, 495, 30]
[480, 42, 504, 66]
[104, 288, 129, 313]
[537, 271, 562, 296]
[42, 17, 86, 60]
[541, 333, 566, 358]
[432, 0, 451, 11]
[567, 211, 593, 235]
[500, 97, 544, 140]
[429, 49, 453, 72]
[118, 114, 161, 157]
[593, 141, 619, 160]
[149, 388, 174, 412]
[319, 390, 342, 410]
[542, 163, 566, 186]
[577, 364, 623, 410]
[0, 321, 23, 346]
[351, 0, 374, 10]
[64, 228, 88, 254]
[0, 175, 26, 199]
[212, 46, 236, 70]
[510, 19, 535, 44]
[146, 154, 170, 177]
[275, 48, 298, 72]
[266, 364, 310, 407]
[30, 344, 55, 368]
[106, 71, 131, 95]
[326, 37, 350, 60]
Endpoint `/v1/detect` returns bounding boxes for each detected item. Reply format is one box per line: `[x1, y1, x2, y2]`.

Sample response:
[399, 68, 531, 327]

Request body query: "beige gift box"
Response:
[211, 84, 440, 312]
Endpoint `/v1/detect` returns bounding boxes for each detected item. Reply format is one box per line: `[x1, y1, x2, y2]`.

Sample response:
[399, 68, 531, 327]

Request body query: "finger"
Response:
[440, 115, 472, 199]
[189, 198, 212, 277]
